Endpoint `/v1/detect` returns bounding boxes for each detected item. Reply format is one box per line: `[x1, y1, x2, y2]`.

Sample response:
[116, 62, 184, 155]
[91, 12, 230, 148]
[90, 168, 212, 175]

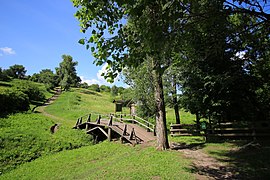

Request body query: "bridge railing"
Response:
[111, 114, 155, 132]
[75, 112, 155, 133]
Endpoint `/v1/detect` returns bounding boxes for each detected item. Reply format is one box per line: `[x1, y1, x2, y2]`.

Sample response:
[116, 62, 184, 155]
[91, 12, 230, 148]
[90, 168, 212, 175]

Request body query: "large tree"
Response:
[57, 55, 81, 91]
[73, 0, 270, 148]
[4, 64, 26, 79]
[72, 0, 191, 149]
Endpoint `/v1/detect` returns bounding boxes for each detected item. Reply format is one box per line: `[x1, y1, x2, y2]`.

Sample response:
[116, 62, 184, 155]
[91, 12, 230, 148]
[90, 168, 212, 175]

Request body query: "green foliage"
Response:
[88, 83, 100, 92]
[0, 113, 92, 174]
[0, 68, 10, 81]
[0, 142, 193, 179]
[123, 61, 156, 118]
[4, 64, 27, 79]
[0, 88, 30, 114]
[30, 69, 58, 90]
[13, 80, 45, 102]
[56, 55, 81, 91]
[111, 85, 118, 96]
[100, 85, 111, 92]
[0, 80, 52, 114]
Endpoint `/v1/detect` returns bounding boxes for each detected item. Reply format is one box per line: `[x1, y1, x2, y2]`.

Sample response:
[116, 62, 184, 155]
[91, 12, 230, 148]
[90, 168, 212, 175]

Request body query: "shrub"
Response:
[13, 81, 45, 102]
[0, 89, 30, 114]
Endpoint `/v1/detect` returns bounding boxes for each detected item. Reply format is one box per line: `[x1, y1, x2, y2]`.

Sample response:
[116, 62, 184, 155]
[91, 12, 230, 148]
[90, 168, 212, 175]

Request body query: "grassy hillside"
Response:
[44, 88, 196, 128]
[0, 142, 194, 180]
[0, 113, 92, 174]
[0, 79, 53, 100]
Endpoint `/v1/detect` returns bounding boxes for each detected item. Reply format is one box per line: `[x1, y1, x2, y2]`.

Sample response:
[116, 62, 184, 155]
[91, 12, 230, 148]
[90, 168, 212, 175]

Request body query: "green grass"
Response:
[44, 88, 130, 127]
[0, 113, 92, 174]
[0, 142, 194, 180]
[2, 86, 270, 179]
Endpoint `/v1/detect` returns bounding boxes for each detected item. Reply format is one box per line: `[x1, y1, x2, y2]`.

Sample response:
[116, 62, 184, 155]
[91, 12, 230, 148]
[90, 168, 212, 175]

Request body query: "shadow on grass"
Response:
[0, 82, 12, 87]
[171, 142, 206, 150]
[190, 140, 270, 179]
[80, 89, 101, 96]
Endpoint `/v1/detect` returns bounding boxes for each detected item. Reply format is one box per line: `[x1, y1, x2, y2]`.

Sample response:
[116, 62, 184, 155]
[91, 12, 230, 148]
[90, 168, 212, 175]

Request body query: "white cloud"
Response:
[0, 47, 16, 55]
[97, 63, 108, 81]
[80, 64, 112, 86]
[80, 76, 100, 85]
[80, 63, 125, 87]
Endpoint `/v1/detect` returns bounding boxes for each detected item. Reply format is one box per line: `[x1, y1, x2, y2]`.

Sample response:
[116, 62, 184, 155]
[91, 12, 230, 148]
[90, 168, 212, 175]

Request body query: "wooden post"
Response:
[87, 114, 91, 122]
[147, 119, 150, 132]
[108, 127, 112, 142]
[120, 114, 123, 123]
[79, 117, 83, 125]
[130, 128, 136, 140]
[108, 116, 113, 126]
[96, 115, 101, 124]
[123, 124, 127, 136]
[75, 118, 80, 127]
[154, 125, 156, 136]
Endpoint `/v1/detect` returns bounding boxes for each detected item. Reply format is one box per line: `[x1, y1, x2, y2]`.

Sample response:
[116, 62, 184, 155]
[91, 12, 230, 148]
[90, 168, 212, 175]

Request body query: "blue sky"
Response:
[0, 0, 125, 87]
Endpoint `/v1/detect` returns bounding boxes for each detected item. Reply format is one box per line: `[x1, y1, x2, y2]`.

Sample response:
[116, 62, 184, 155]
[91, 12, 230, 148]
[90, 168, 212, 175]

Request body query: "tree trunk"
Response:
[172, 76, 180, 124]
[153, 64, 170, 150]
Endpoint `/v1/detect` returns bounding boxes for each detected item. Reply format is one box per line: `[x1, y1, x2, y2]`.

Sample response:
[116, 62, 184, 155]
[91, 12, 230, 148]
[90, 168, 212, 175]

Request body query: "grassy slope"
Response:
[0, 79, 53, 99]
[1, 142, 193, 180]
[45, 88, 196, 128]
[0, 87, 196, 179]
[0, 113, 92, 174]
[0, 82, 92, 173]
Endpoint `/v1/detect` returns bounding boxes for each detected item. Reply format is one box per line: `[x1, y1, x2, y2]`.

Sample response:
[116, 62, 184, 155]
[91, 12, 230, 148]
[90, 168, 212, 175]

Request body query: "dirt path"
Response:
[171, 143, 237, 180]
[35, 88, 65, 122]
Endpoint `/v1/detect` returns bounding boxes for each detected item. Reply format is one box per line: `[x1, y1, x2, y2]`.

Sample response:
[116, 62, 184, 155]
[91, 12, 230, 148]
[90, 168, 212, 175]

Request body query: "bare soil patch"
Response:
[171, 143, 238, 180]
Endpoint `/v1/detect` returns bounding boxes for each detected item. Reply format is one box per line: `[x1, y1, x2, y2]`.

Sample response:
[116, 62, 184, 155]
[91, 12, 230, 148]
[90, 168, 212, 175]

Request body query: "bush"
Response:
[13, 81, 45, 102]
[0, 89, 30, 114]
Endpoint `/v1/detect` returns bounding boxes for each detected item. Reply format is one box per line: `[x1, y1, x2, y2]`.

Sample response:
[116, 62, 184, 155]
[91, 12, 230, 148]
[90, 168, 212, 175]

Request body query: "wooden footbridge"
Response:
[73, 113, 156, 146]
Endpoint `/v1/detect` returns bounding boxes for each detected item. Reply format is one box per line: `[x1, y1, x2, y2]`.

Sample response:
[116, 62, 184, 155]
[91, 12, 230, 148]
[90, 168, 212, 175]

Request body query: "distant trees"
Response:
[30, 69, 58, 90]
[1, 64, 26, 79]
[88, 84, 100, 92]
[111, 85, 118, 96]
[100, 85, 111, 92]
[56, 55, 81, 91]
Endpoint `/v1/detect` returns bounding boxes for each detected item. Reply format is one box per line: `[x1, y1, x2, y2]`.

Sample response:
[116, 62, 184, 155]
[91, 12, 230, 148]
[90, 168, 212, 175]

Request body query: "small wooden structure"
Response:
[112, 100, 124, 114]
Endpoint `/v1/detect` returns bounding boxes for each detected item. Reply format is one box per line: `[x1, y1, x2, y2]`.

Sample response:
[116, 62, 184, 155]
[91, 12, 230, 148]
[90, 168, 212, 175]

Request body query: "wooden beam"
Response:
[86, 126, 108, 138]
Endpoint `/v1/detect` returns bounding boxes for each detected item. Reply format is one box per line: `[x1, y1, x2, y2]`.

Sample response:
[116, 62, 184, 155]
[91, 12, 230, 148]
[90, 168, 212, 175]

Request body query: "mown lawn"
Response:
[0, 142, 194, 180]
